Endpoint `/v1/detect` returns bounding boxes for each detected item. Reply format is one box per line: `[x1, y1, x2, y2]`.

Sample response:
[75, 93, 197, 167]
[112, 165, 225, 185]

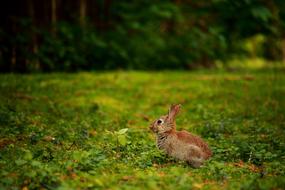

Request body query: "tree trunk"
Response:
[51, 0, 57, 35]
[79, 0, 87, 27]
[27, 0, 40, 71]
[281, 38, 285, 65]
[103, 0, 111, 29]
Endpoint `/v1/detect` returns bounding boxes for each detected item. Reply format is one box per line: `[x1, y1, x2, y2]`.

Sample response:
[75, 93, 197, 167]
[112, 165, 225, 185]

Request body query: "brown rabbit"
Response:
[149, 104, 212, 168]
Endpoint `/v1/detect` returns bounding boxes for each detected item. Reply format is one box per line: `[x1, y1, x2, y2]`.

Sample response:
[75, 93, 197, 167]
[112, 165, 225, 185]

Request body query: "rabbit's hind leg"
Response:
[187, 157, 204, 168]
[186, 145, 205, 168]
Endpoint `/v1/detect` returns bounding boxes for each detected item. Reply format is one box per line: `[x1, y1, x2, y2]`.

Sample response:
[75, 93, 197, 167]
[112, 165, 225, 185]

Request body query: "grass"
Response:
[0, 68, 285, 190]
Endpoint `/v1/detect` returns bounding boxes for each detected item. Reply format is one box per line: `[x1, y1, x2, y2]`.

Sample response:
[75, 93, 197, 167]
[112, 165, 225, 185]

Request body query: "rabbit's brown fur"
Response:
[150, 104, 212, 168]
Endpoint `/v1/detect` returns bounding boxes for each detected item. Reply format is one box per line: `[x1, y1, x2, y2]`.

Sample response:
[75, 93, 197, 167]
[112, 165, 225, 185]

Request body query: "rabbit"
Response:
[149, 104, 212, 168]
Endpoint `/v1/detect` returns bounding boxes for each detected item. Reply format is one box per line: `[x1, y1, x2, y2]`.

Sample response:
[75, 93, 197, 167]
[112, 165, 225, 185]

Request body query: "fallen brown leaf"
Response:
[43, 136, 55, 142]
[243, 75, 255, 81]
[121, 176, 133, 181]
[89, 130, 97, 137]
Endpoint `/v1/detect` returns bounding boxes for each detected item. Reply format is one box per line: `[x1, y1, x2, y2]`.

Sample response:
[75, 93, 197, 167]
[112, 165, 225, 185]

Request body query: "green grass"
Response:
[0, 68, 285, 190]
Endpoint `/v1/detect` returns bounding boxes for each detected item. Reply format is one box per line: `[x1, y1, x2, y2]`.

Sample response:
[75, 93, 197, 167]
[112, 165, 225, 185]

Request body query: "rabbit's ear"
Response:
[167, 104, 181, 122]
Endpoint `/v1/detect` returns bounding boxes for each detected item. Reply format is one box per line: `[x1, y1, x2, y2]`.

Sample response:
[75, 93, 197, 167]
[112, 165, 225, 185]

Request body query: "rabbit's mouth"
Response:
[149, 125, 158, 133]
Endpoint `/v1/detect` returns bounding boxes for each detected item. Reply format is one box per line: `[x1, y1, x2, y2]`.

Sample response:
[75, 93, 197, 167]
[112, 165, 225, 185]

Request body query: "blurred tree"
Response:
[0, 0, 284, 72]
[79, 0, 86, 27]
[51, 0, 57, 35]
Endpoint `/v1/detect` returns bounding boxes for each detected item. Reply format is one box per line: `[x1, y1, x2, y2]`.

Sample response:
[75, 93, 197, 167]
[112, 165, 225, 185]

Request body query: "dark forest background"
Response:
[1, 0, 285, 72]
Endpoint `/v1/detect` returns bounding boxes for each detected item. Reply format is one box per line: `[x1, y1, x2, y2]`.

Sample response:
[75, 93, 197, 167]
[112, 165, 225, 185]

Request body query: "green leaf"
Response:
[73, 150, 90, 160]
[31, 160, 42, 167]
[251, 7, 271, 22]
[15, 159, 27, 166]
[117, 128, 128, 135]
[94, 178, 104, 187]
[23, 150, 33, 160]
[118, 135, 127, 146]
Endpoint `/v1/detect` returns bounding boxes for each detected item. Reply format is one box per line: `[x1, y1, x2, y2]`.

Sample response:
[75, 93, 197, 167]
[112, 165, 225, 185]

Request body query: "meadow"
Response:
[0, 68, 285, 189]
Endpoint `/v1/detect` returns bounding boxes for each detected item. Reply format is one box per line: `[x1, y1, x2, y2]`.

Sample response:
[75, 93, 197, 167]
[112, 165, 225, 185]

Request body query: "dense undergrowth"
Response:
[0, 68, 285, 189]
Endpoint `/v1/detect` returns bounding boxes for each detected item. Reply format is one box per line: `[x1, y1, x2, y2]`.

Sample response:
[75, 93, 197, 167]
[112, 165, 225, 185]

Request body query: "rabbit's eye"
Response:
[157, 119, 163, 125]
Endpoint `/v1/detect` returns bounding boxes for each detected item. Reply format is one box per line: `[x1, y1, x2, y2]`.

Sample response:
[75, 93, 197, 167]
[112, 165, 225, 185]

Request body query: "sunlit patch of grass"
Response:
[93, 96, 127, 112]
[225, 58, 280, 69]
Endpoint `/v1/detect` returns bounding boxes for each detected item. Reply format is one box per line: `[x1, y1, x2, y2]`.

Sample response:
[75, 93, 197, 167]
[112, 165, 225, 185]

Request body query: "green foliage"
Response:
[0, 68, 285, 189]
[1, 0, 285, 72]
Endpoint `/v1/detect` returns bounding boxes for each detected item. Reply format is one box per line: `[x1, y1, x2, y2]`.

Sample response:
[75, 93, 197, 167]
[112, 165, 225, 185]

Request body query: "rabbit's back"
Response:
[176, 130, 212, 159]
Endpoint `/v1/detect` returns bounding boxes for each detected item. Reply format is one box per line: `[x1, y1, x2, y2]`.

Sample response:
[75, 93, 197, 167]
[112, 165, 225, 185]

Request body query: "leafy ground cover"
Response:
[0, 68, 285, 189]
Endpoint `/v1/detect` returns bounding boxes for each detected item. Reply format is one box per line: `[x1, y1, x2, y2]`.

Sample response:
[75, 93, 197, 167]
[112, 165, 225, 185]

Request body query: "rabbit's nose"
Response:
[150, 126, 158, 133]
